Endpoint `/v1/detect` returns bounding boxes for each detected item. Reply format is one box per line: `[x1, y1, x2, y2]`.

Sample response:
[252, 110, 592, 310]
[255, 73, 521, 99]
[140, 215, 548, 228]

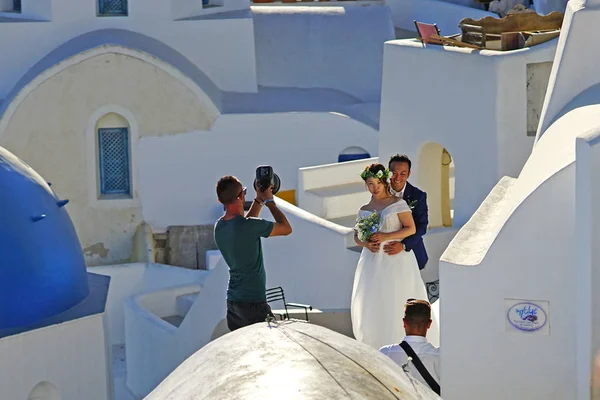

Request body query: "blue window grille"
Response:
[98, 0, 127, 15]
[98, 128, 131, 196]
[338, 152, 371, 163]
[13, 0, 21, 12]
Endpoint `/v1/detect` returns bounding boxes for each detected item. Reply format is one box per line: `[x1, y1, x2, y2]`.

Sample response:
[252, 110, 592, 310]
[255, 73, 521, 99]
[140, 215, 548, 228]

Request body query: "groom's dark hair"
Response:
[389, 154, 412, 171]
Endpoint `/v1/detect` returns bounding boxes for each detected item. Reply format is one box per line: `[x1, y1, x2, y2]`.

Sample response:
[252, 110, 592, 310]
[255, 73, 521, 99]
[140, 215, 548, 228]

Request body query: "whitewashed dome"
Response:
[146, 320, 439, 399]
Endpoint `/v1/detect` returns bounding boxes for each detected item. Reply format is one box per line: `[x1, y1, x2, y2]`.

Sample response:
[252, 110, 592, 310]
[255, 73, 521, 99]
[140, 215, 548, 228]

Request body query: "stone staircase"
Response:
[161, 291, 200, 328]
[153, 226, 217, 270]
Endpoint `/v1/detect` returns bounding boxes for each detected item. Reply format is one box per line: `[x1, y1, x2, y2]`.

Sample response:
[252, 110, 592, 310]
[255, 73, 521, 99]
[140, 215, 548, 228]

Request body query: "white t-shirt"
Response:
[380, 335, 440, 387]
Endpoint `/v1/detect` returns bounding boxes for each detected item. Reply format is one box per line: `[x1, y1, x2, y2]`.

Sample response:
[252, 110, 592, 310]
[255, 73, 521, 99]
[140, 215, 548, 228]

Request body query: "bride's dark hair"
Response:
[361, 163, 392, 195]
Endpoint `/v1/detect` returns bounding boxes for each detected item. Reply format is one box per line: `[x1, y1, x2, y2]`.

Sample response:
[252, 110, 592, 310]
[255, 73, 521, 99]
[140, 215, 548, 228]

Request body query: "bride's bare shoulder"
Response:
[359, 202, 373, 211]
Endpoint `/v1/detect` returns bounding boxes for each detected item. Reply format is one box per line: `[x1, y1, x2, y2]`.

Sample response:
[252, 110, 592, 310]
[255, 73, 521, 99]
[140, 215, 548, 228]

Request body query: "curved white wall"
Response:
[439, 105, 600, 399]
[537, 0, 600, 139]
[0, 50, 217, 265]
[0, 0, 257, 98]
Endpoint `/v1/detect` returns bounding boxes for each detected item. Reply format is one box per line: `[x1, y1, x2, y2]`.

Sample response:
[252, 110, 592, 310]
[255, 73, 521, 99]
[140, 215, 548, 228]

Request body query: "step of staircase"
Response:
[175, 292, 200, 317]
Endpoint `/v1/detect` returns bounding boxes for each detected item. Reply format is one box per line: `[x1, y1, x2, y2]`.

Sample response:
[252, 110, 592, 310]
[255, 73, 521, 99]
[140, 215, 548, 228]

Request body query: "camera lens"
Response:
[272, 174, 281, 195]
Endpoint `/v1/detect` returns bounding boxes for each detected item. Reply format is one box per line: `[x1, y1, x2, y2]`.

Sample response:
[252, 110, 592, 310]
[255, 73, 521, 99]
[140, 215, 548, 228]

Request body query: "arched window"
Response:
[96, 113, 132, 199]
[338, 146, 370, 163]
[417, 143, 454, 228]
[28, 381, 60, 400]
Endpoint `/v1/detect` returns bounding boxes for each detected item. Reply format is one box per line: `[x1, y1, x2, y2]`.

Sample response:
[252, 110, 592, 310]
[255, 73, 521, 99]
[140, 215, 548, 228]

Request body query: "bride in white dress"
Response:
[351, 163, 436, 350]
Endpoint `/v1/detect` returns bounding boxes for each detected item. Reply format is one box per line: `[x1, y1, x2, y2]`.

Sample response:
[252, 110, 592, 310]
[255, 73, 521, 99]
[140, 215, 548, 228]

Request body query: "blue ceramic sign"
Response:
[507, 302, 547, 332]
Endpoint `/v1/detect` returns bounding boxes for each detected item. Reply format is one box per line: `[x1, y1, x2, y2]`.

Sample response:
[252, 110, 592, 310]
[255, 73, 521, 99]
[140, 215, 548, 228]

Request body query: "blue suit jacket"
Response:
[401, 182, 429, 270]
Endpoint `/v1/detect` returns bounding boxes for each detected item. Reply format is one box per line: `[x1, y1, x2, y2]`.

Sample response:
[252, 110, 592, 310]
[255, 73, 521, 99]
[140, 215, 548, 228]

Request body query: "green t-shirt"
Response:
[214, 215, 274, 302]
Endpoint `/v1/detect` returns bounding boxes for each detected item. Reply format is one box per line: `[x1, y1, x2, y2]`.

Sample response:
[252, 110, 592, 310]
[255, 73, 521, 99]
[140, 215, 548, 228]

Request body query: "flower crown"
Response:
[360, 168, 392, 181]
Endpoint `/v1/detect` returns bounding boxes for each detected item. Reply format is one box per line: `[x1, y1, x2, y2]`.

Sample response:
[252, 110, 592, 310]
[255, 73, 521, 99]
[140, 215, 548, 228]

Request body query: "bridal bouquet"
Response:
[355, 212, 381, 242]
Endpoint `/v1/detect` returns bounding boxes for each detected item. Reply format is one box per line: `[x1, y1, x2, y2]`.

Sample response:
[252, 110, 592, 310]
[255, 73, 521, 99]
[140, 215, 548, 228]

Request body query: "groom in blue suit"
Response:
[384, 154, 429, 272]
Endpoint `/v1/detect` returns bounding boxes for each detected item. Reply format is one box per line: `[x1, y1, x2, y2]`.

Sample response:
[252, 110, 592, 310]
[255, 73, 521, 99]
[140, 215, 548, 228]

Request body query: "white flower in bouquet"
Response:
[355, 212, 381, 242]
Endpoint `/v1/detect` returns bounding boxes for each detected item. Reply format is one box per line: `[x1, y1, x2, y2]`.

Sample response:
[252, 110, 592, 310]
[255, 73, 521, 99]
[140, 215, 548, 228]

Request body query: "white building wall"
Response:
[574, 129, 600, 400]
[537, 0, 600, 140]
[0, 315, 111, 400]
[0, 49, 218, 266]
[386, 0, 494, 36]
[378, 39, 556, 228]
[252, 4, 395, 102]
[0, 0, 257, 98]
[438, 105, 600, 399]
[137, 112, 378, 229]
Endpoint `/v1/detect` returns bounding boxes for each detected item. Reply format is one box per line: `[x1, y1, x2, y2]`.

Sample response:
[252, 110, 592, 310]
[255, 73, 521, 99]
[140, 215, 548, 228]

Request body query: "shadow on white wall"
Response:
[417, 142, 454, 228]
[28, 381, 60, 400]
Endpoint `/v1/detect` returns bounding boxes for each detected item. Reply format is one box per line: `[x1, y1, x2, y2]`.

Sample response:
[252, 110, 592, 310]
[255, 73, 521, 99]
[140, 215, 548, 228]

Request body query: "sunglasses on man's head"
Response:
[238, 186, 247, 198]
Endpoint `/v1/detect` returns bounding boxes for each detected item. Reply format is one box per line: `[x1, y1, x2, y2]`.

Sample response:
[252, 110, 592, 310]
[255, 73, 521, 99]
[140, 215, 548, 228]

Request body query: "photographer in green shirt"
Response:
[214, 175, 292, 331]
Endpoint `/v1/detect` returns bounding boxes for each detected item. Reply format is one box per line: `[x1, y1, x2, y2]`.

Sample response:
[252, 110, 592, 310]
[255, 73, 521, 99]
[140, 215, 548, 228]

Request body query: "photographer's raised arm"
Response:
[265, 201, 292, 237]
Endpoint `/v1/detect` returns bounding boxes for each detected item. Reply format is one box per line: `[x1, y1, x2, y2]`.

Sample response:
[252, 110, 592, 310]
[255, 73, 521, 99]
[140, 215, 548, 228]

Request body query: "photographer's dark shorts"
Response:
[227, 300, 273, 331]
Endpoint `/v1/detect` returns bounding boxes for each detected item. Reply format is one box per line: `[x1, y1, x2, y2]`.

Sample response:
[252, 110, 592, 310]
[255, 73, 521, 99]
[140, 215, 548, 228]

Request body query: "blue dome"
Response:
[0, 147, 89, 329]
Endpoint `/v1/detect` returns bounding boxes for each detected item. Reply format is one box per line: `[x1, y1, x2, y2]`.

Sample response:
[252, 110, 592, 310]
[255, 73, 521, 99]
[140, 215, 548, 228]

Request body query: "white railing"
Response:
[251, 0, 384, 5]
[297, 157, 378, 220]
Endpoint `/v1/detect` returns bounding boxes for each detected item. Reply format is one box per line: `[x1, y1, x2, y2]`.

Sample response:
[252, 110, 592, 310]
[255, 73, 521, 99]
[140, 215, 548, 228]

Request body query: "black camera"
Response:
[255, 166, 281, 195]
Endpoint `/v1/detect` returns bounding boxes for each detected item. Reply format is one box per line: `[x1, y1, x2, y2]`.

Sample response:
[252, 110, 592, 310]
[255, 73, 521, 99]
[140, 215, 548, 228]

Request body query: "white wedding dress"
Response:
[351, 200, 440, 350]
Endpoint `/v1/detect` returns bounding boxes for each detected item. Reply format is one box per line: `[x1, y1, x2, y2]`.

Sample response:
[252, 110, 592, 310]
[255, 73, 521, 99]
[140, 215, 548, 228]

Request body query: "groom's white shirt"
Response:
[392, 183, 407, 198]
[380, 335, 440, 386]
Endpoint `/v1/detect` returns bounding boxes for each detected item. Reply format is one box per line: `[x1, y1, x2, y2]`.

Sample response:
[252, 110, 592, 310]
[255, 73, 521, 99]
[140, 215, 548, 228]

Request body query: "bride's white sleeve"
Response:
[396, 200, 411, 214]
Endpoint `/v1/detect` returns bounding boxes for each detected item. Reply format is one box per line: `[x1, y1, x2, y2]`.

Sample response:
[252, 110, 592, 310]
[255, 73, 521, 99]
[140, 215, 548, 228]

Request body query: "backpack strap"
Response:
[399, 341, 441, 395]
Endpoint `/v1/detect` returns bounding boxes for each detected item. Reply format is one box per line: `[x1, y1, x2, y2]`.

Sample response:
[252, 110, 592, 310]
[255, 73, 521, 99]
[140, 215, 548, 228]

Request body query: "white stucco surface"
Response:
[439, 104, 600, 399]
[574, 128, 600, 400]
[252, 5, 395, 102]
[137, 112, 378, 229]
[0, 46, 219, 265]
[146, 321, 439, 400]
[379, 38, 557, 228]
[92, 263, 205, 345]
[537, 0, 600, 141]
[387, 0, 494, 35]
[124, 260, 228, 398]
[0, 315, 111, 400]
[261, 199, 359, 310]
[0, 0, 257, 99]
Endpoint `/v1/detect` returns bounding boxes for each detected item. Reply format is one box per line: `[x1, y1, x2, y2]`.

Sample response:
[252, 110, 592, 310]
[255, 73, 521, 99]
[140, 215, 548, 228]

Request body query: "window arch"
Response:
[95, 112, 132, 199]
[28, 381, 60, 400]
[338, 146, 371, 163]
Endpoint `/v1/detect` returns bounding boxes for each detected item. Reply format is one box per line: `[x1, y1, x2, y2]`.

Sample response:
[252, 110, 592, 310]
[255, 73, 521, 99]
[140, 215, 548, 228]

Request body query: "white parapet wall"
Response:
[439, 103, 600, 399]
[91, 263, 206, 346]
[379, 37, 558, 229]
[0, 314, 111, 400]
[261, 198, 361, 310]
[124, 260, 228, 398]
[297, 157, 378, 220]
[574, 126, 600, 400]
[386, 0, 494, 36]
